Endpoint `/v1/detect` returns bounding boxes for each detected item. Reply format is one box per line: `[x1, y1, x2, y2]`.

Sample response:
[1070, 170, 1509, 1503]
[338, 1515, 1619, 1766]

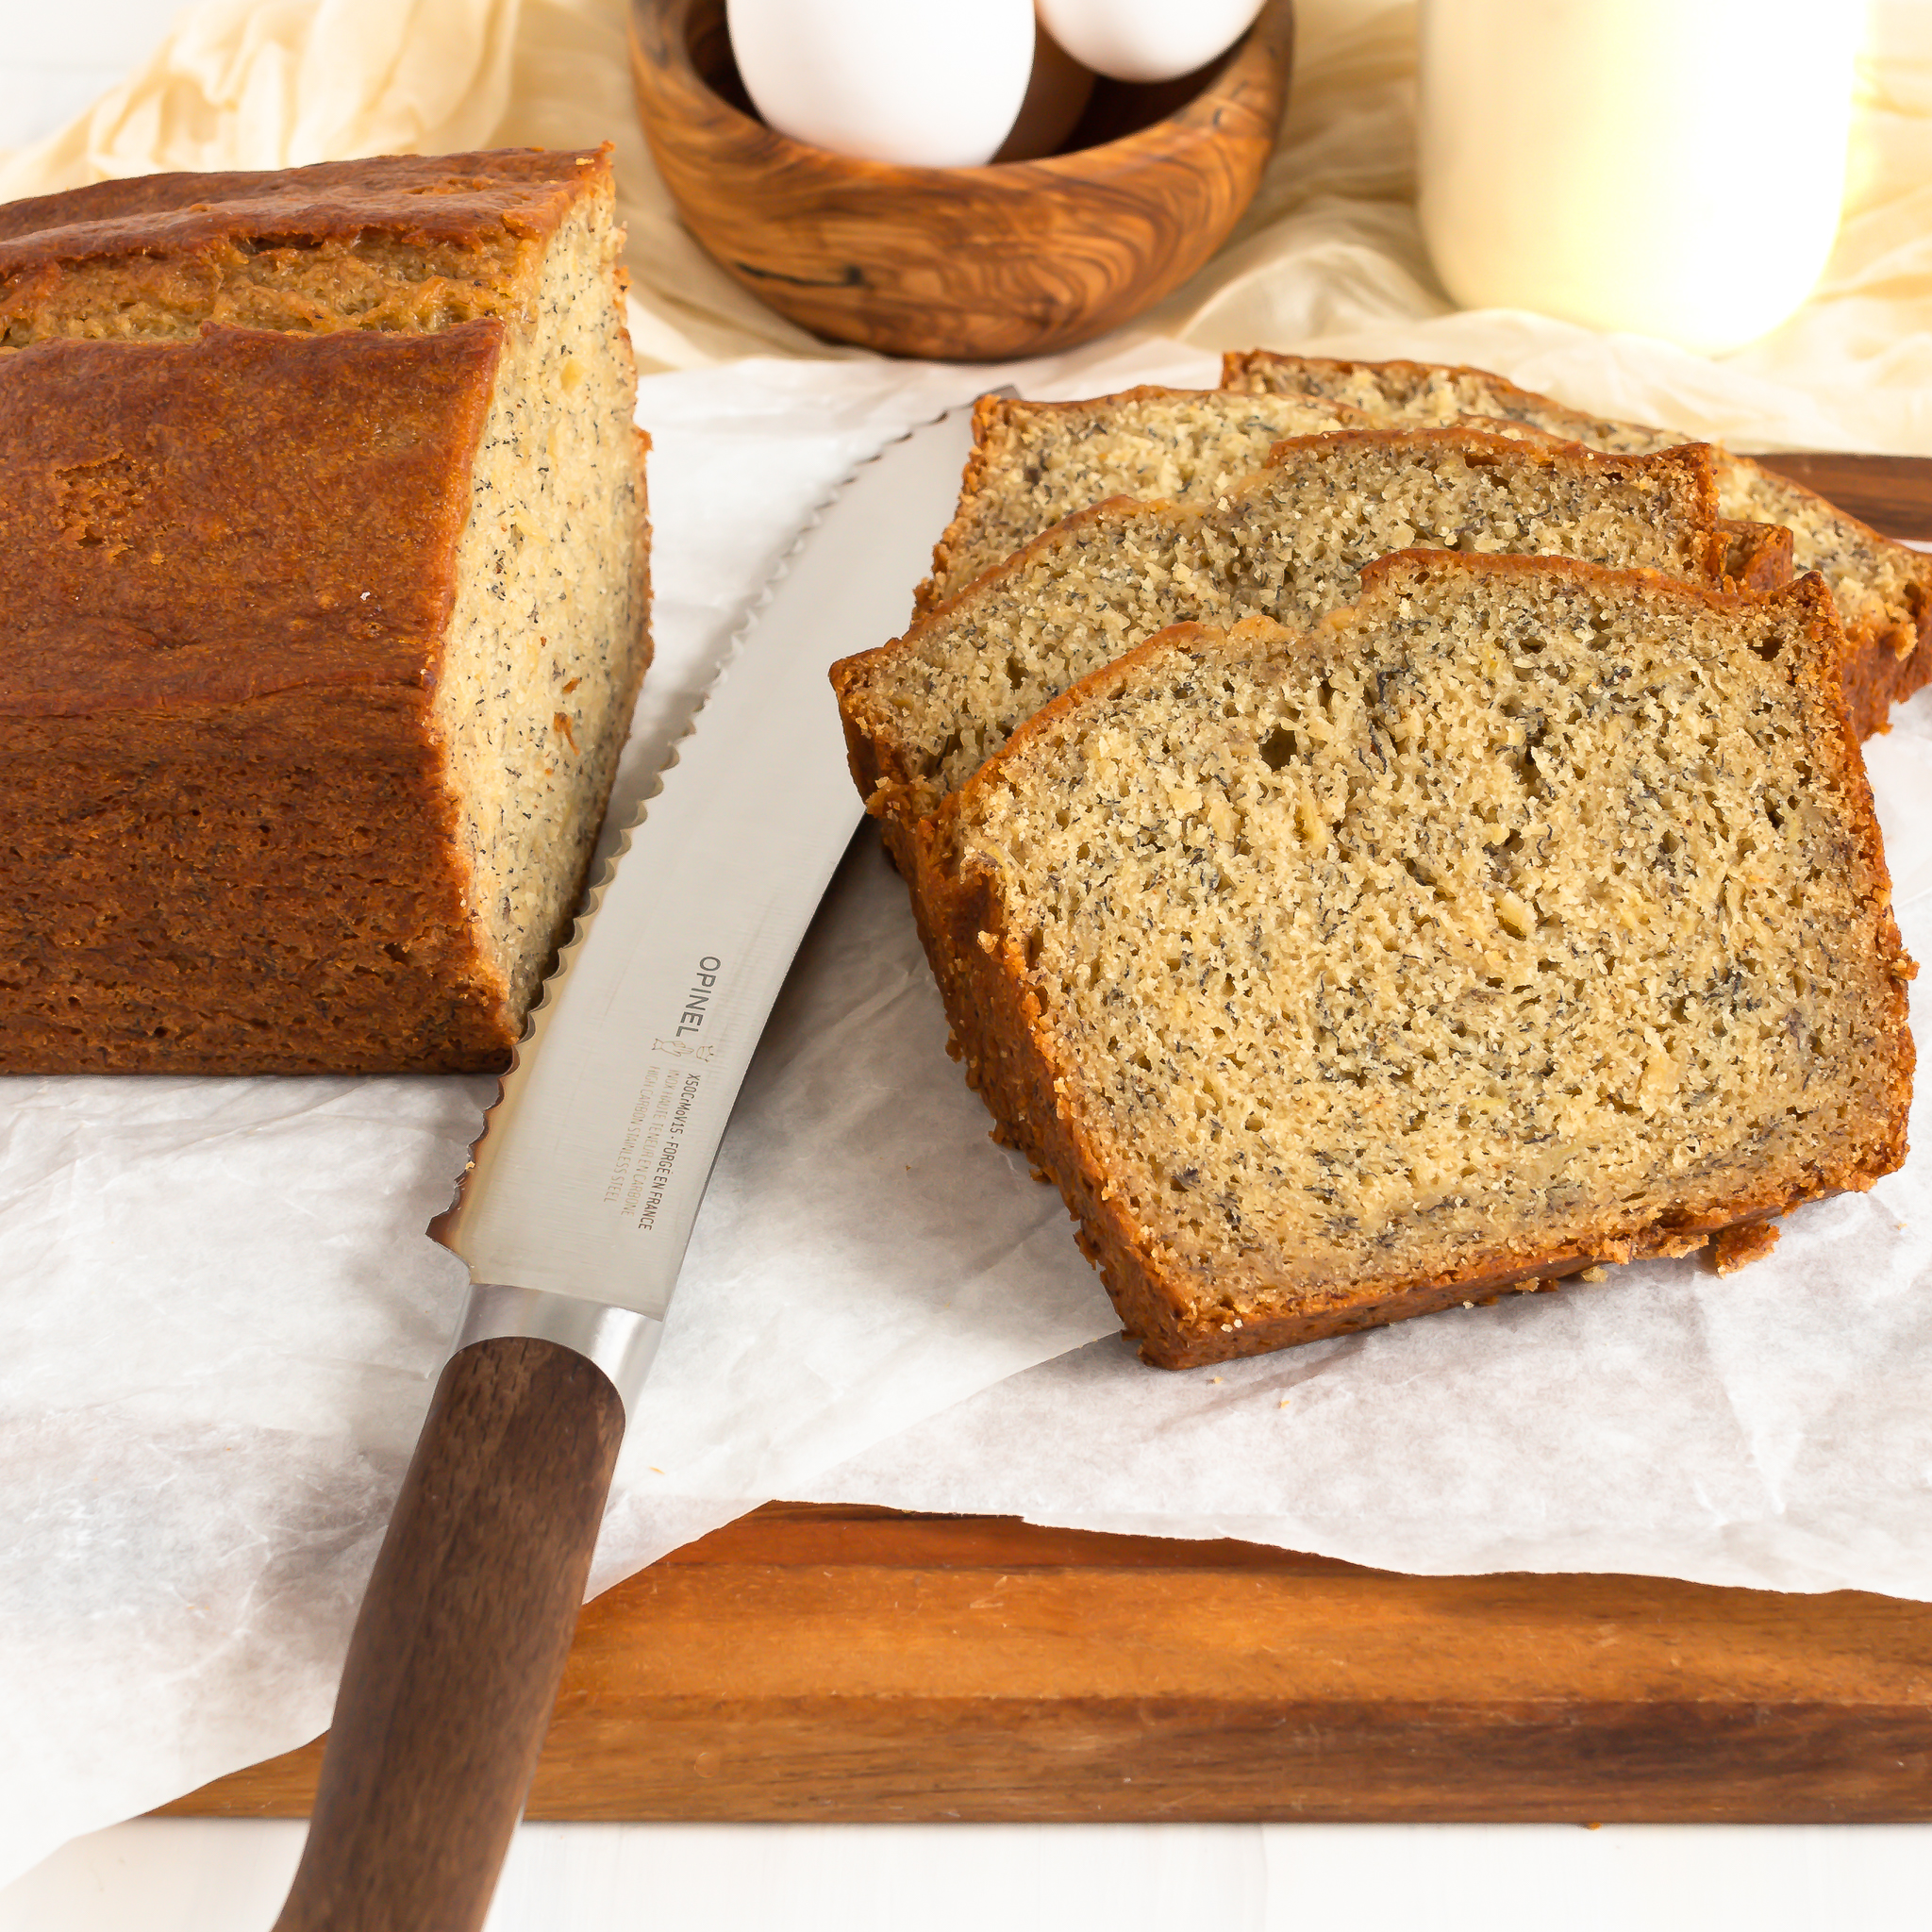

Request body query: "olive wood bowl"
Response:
[629, 0, 1295, 361]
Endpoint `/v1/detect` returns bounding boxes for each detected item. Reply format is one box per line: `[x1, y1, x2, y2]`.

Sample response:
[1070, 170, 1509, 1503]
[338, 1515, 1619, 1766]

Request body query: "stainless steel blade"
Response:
[442, 402, 976, 1392]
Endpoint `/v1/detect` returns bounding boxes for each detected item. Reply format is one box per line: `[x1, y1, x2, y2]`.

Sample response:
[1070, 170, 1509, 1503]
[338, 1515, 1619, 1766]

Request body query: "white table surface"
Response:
[2, 4, 1927, 1925]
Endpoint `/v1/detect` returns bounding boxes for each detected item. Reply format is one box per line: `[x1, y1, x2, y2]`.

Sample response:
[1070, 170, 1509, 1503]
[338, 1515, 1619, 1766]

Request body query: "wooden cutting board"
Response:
[164, 451, 1932, 1826]
[167, 1500, 1932, 1824]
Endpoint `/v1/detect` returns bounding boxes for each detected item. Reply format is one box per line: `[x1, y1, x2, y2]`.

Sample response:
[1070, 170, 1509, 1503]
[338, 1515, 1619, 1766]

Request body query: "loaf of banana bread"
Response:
[913, 554, 1916, 1367]
[0, 148, 649, 1074]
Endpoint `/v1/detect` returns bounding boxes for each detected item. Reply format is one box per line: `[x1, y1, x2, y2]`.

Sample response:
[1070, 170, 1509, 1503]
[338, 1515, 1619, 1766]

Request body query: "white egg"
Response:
[1035, 0, 1267, 85]
[727, 0, 1036, 170]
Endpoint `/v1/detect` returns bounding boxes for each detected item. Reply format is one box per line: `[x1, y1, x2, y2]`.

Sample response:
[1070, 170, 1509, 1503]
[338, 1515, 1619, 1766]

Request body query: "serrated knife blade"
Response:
[271, 400, 979, 1932]
[457, 396, 979, 1377]
[444, 400, 973, 1374]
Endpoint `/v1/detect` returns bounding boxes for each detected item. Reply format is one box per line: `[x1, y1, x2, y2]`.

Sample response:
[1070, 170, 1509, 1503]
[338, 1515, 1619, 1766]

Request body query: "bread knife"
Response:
[273, 399, 980, 1932]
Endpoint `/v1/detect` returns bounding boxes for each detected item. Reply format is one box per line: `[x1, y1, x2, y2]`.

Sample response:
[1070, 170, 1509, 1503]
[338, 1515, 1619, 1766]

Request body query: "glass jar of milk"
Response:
[1417, 0, 1862, 355]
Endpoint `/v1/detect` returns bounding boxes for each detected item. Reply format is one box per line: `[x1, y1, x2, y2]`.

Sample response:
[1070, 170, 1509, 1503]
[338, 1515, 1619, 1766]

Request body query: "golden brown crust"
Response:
[0, 148, 614, 349]
[1251, 423, 1714, 486]
[1, 691, 511, 1073]
[0, 320, 521, 1073]
[914, 558, 1913, 1369]
[1719, 519, 1795, 594]
[0, 320, 502, 716]
[0, 147, 608, 258]
[1709, 1218, 1781, 1274]
[1839, 595, 1931, 736]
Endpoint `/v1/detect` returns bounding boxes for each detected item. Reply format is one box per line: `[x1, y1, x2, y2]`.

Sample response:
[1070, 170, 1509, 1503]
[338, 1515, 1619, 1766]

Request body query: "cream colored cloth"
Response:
[5, 0, 1930, 451]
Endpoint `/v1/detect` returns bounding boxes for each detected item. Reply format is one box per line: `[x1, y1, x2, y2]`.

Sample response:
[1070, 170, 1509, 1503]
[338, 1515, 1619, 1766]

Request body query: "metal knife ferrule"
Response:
[452, 1282, 665, 1412]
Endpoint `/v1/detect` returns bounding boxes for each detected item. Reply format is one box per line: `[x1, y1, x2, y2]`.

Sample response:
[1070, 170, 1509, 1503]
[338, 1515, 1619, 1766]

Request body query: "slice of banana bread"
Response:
[0, 149, 648, 1074]
[921, 387, 1382, 610]
[1222, 349, 1676, 453]
[835, 429, 1725, 850]
[1224, 350, 1932, 734]
[913, 554, 1916, 1368]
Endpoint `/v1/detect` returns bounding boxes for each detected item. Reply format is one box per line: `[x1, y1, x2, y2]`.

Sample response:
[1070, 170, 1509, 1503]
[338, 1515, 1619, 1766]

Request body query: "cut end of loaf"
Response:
[434, 182, 650, 1030]
[921, 554, 1913, 1368]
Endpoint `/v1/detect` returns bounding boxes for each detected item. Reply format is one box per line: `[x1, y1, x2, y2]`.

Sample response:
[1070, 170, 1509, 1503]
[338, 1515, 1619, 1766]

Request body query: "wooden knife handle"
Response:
[273, 1335, 625, 1932]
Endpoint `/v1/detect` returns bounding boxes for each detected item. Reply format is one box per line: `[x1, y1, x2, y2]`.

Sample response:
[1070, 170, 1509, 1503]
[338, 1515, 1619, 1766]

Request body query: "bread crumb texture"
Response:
[838, 431, 1718, 833]
[923, 554, 1913, 1367]
[432, 191, 647, 1020]
[923, 385, 1577, 614]
[1223, 351, 1932, 734]
[924, 388, 1374, 607]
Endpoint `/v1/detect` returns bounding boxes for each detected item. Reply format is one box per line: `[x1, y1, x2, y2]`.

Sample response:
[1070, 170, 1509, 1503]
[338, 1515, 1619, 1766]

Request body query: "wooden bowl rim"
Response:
[633, 0, 1295, 185]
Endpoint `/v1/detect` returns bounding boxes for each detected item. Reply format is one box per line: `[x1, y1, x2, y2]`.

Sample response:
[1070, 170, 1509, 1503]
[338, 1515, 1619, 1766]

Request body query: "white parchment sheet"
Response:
[4, 342, 1931, 1886]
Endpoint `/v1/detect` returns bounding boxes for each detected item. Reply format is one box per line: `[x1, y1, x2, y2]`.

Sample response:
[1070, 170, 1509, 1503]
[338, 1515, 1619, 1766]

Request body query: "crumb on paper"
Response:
[1580, 1265, 1608, 1283]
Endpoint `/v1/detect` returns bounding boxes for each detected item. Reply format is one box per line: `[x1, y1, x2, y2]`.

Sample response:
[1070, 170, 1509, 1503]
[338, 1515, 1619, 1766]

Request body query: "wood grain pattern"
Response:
[628, 0, 1296, 361]
[1752, 451, 1932, 543]
[271, 1338, 625, 1932]
[173, 1500, 1932, 1826]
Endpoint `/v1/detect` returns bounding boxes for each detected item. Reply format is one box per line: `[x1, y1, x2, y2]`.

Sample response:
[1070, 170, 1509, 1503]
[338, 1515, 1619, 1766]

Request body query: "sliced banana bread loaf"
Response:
[1224, 350, 1932, 734]
[836, 429, 1724, 849]
[0, 149, 648, 1074]
[913, 554, 1915, 1368]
